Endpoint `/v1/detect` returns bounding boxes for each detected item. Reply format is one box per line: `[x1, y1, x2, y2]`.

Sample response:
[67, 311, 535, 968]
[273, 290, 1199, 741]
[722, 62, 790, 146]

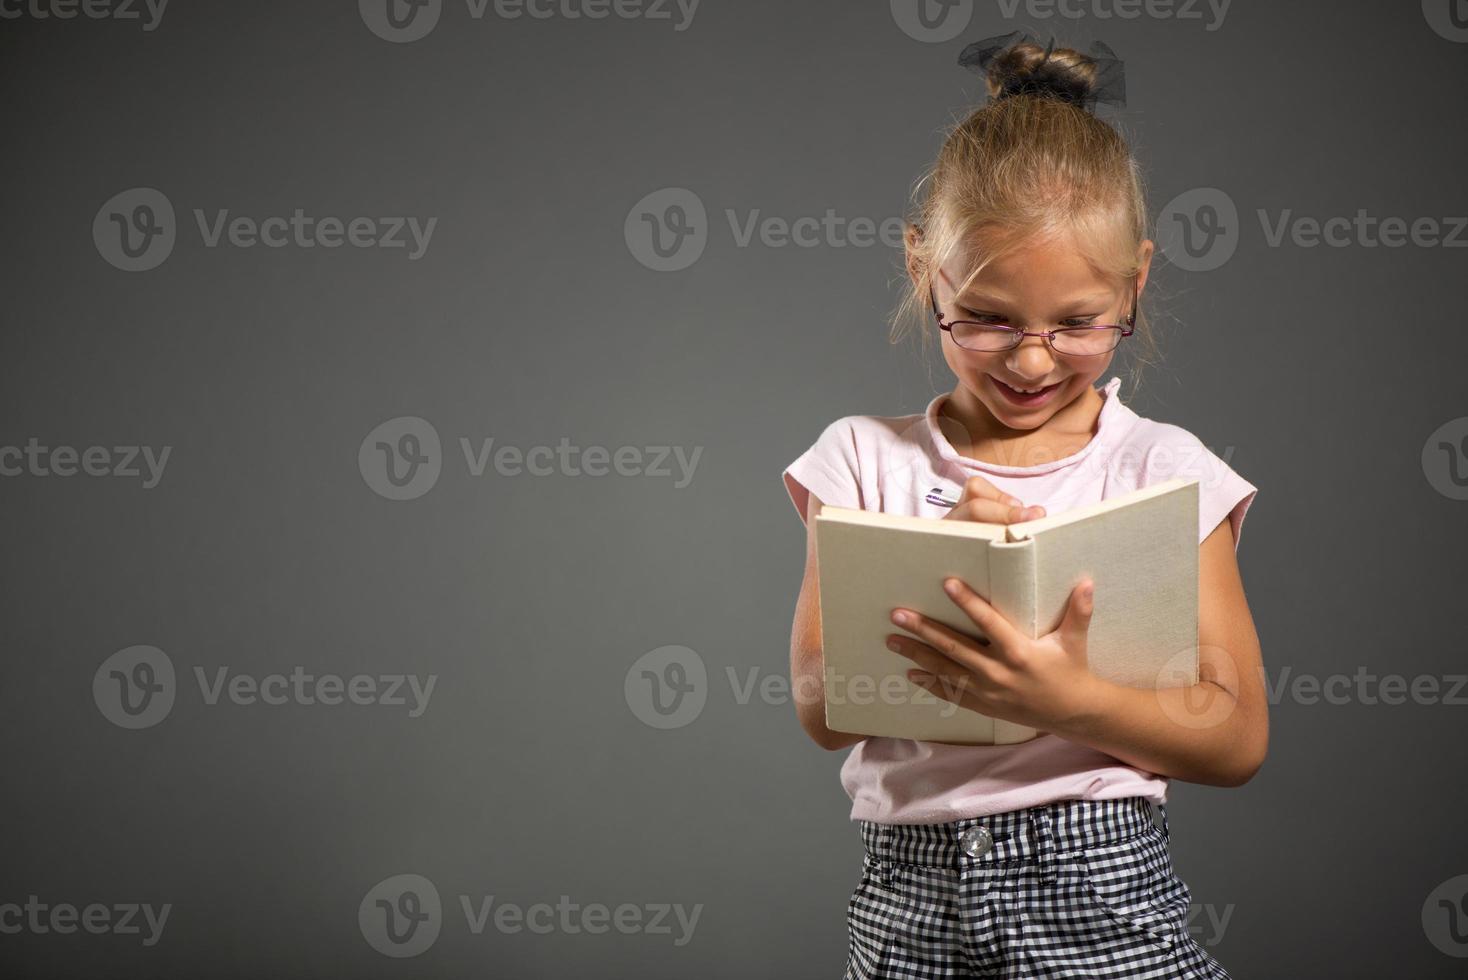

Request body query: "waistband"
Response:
[858, 797, 1168, 884]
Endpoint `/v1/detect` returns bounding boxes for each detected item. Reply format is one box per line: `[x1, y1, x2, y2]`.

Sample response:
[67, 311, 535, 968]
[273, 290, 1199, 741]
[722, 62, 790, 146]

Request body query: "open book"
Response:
[815, 478, 1199, 745]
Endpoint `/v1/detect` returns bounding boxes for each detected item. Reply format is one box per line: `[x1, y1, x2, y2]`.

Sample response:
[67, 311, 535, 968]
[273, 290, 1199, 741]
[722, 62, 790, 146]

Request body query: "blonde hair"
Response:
[892, 40, 1162, 388]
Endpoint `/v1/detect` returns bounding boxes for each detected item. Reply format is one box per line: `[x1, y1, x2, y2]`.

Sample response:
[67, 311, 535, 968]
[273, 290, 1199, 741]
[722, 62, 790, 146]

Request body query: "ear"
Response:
[904, 223, 926, 291]
[1135, 239, 1155, 298]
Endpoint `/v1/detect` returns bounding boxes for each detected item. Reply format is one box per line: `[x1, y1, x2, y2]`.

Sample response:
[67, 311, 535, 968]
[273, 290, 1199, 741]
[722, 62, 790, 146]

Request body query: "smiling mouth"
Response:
[990, 376, 1063, 406]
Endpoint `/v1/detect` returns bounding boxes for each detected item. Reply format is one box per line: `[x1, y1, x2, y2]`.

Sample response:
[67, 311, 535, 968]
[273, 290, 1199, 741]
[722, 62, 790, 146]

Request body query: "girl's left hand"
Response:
[886, 577, 1101, 733]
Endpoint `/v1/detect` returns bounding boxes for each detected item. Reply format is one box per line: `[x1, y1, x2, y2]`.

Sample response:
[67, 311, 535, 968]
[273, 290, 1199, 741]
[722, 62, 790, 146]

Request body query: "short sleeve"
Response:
[1121, 425, 1262, 551]
[1128, 423, 1258, 550]
[1201, 455, 1257, 550]
[781, 417, 864, 525]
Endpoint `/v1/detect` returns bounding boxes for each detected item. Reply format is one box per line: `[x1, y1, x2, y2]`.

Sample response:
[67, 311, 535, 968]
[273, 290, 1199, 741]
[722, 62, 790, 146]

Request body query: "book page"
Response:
[1027, 480, 1199, 688]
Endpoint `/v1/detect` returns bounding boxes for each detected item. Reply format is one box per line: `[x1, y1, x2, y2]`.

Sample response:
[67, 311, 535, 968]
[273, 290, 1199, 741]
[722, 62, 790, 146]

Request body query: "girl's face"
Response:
[923, 231, 1150, 432]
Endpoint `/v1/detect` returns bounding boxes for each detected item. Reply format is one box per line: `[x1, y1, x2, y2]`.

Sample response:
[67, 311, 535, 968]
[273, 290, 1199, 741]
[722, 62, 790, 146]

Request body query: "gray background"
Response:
[3, 0, 1467, 976]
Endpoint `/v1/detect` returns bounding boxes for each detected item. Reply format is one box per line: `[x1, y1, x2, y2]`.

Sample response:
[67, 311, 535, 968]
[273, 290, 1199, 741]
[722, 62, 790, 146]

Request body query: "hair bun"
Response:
[989, 41, 1097, 104]
[958, 33, 1127, 112]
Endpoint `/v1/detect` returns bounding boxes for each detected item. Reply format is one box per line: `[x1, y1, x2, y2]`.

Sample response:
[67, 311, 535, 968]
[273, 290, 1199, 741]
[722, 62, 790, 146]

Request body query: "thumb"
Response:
[1059, 579, 1095, 652]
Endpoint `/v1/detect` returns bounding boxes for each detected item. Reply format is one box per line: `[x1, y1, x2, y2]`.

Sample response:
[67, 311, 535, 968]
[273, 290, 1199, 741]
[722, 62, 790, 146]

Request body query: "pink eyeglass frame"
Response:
[928, 276, 1138, 356]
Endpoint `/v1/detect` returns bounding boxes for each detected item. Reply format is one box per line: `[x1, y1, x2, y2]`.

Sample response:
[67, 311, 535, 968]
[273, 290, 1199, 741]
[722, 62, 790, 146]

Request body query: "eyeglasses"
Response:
[929, 277, 1138, 356]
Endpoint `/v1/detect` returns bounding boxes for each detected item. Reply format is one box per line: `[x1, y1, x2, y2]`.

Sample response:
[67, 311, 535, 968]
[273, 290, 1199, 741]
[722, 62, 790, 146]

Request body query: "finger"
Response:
[944, 497, 1045, 524]
[889, 611, 991, 671]
[1057, 579, 1096, 652]
[943, 479, 1019, 524]
[957, 477, 1048, 521]
[958, 475, 1019, 507]
[888, 637, 970, 679]
[939, 578, 1025, 656]
[907, 670, 989, 714]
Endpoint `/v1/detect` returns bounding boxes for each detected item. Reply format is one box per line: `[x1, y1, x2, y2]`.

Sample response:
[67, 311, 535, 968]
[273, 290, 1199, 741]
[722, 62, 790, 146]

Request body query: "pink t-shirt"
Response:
[782, 376, 1258, 825]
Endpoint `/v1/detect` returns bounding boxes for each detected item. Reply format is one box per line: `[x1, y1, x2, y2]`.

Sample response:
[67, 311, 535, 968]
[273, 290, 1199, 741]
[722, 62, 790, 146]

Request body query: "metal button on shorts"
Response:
[959, 825, 993, 858]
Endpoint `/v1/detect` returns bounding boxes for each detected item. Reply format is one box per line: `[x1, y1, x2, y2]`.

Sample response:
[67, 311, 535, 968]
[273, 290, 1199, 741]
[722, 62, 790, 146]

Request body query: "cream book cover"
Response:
[814, 478, 1199, 745]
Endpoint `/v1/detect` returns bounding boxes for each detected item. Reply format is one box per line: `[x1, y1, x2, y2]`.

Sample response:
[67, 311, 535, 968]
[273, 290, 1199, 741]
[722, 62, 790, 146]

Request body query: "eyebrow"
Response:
[956, 291, 1117, 311]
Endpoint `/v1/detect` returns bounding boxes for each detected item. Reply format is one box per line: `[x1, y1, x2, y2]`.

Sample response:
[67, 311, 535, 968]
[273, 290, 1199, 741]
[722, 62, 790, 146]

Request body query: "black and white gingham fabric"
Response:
[845, 797, 1231, 979]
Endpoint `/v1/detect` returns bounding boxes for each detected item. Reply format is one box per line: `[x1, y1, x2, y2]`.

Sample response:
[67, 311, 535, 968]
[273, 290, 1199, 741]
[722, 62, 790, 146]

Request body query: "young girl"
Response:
[781, 35, 1265, 979]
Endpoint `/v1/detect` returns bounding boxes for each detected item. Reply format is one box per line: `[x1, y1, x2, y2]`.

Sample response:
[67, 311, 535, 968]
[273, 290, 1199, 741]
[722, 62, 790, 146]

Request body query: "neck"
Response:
[941, 380, 1106, 459]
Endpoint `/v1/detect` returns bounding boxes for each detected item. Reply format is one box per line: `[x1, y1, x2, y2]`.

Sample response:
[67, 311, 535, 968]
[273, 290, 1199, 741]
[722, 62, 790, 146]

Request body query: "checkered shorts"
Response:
[845, 797, 1231, 979]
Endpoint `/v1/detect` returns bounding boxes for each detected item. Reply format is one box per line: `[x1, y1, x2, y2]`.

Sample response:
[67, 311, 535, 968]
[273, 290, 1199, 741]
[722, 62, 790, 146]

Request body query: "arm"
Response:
[789, 491, 865, 751]
[893, 516, 1270, 786]
[1050, 518, 1269, 785]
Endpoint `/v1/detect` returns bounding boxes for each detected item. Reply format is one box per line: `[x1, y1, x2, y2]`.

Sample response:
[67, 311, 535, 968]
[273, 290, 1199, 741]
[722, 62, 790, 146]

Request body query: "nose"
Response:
[1004, 335, 1056, 381]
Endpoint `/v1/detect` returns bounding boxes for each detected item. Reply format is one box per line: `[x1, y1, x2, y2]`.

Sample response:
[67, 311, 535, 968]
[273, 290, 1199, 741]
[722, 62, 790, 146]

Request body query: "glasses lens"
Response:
[1051, 327, 1123, 356]
[949, 323, 1018, 351]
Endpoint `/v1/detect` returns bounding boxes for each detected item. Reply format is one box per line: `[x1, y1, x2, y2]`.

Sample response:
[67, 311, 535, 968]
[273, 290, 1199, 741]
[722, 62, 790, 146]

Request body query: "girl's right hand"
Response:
[941, 475, 1046, 524]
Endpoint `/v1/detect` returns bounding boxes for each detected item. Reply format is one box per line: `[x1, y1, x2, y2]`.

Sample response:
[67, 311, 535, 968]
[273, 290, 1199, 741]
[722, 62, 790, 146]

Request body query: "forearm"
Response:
[791, 647, 865, 751]
[1048, 676, 1267, 787]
